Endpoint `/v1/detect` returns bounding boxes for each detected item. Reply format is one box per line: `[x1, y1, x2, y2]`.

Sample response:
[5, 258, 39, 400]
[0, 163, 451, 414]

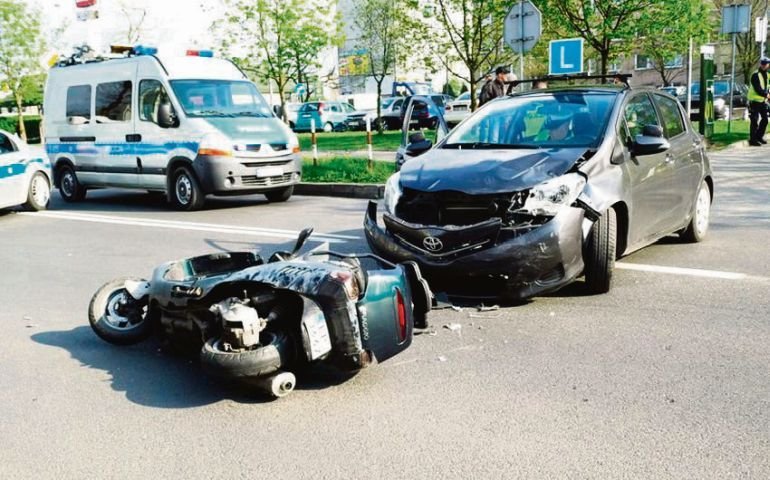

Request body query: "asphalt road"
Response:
[1, 147, 768, 479]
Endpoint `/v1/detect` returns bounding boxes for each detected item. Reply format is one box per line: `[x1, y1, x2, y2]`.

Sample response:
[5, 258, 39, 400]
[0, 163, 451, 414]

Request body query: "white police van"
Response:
[44, 46, 301, 210]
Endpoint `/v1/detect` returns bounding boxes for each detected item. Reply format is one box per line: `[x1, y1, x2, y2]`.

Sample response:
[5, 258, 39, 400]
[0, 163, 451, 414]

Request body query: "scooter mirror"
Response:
[291, 227, 314, 255]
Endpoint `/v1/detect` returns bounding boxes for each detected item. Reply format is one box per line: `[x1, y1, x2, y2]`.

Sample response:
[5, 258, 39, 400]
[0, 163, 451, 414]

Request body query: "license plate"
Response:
[255, 166, 284, 177]
[302, 308, 332, 360]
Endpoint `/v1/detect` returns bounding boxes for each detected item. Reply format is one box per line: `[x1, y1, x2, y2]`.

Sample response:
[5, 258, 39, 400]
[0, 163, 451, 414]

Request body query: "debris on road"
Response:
[477, 305, 499, 312]
[468, 312, 501, 319]
[415, 329, 438, 336]
[437, 356, 448, 362]
[443, 323, 462, 333]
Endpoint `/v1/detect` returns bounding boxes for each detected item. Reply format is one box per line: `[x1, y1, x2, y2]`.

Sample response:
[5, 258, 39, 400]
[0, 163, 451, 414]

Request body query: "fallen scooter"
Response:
[88, 228, 431, 398]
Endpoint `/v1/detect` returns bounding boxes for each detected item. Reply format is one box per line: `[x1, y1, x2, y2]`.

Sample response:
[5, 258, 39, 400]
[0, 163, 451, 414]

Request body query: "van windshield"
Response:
[169, 80, 273, 118]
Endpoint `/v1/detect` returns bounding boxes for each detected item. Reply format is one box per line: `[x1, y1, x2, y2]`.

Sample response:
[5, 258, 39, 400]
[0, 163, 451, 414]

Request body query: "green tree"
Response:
[538, 0, 662, 75]
[712, 0, 766, 84]
[219, 0, 341, 121]
[354, 0, 409, 133]
[638, 0, 713, 86]
[0, 0, 45, 141]
[422, 0, 515, 110]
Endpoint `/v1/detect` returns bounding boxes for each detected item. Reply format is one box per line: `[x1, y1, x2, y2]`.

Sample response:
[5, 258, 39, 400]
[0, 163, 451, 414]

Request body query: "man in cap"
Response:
[748, 57, 770, 146]
[479, 66, 510, 107]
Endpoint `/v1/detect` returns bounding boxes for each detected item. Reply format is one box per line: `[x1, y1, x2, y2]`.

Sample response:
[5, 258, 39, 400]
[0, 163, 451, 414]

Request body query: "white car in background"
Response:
[0, 129, 52, 211]
[444, 91, 477, 125]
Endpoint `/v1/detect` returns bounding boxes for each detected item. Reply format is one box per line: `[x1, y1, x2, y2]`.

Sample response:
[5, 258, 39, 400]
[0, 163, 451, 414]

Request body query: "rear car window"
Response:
[95, 81, 132, 122]
[301, 103, 319, 112]
[654, 94, 685, 138]
[624, 94, 660, 138]
[66, 85, 91, 120]
[0, 132, 16, 154]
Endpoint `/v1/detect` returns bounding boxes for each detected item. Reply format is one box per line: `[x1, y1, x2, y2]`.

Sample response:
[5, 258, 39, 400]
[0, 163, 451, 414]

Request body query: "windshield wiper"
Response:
[192, 110, 234, 117]
[443, 142, 538, 149]
[234, 110, 270, 118]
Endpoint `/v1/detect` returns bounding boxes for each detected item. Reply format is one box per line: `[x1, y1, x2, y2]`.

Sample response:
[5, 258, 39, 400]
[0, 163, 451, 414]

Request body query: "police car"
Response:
[0, 129, 52, 212]
[44, 46, 301, 211]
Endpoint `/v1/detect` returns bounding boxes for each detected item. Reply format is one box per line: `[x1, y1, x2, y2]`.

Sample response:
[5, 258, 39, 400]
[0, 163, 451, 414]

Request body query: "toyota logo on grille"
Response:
[423, 236, 444, 252]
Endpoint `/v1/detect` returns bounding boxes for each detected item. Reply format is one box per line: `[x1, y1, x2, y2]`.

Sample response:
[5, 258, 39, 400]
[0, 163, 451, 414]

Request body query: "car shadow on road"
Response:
[31, 326, 358, 408]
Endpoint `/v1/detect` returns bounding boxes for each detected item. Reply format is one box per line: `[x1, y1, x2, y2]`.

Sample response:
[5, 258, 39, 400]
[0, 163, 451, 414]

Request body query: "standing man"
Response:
[479, 66, 510, 107]
[748, 57, 770, 146]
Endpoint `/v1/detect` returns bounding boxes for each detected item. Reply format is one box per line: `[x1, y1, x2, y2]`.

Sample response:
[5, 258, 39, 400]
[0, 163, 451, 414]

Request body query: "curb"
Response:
[295, 182, 385, 199]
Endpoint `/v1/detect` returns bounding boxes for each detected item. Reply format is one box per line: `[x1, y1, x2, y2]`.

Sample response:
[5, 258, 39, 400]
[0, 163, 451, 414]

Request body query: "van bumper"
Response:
[193, 154, 302, 194]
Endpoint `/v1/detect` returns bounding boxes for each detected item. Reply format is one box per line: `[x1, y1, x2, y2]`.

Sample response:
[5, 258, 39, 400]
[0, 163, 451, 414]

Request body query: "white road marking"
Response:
[17, 211, 359, 243]
[615, 262, 764, 281]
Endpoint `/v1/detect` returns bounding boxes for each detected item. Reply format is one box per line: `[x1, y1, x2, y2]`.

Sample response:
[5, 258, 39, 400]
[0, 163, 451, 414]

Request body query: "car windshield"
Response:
[382, 98, 396, 109]
[442, 91, 616, 149]
[170, 80, 273, 118]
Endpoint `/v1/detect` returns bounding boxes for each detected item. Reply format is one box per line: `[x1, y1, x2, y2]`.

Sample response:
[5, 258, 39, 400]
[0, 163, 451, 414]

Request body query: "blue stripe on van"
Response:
[46, 142, 199, 156]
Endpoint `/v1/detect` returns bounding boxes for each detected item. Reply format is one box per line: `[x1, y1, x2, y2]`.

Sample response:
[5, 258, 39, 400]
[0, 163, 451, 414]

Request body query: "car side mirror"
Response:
[642, 124, 664, 138]
[406, 135, 433, 156]
[632, 132, 670, 156]
[158, 103, 178, 128]
[408, 131, 426, 144]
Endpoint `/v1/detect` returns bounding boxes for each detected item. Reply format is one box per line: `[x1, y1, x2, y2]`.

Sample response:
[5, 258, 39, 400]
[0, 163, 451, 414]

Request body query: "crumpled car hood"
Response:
[399, 147, 588, 194]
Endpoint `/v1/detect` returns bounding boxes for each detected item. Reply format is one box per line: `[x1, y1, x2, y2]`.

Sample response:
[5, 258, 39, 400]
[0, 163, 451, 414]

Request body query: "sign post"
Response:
[722, 4, 752, 133]
[699, 45, 716, 139]
[504, 1, 541, 89]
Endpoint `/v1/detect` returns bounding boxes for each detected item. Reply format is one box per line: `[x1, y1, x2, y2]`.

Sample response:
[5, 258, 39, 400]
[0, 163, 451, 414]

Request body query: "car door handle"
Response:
[126, 134, 142, 143]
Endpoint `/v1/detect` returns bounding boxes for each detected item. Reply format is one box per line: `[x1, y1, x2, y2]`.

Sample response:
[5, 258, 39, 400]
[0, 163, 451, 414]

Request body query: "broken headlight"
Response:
[519, 173, 586, 216]
[384, 172, 402, 214]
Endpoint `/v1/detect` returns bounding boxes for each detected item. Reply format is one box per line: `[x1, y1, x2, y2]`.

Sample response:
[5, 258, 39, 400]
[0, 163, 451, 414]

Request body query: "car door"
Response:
[652, 93, 703, 229]
[395, 96, 449, 170]
[0, 132, 25, 207]
[93, 76, 141, 187]
[134, 78, 182, 190]
[620, 93, 679, 248]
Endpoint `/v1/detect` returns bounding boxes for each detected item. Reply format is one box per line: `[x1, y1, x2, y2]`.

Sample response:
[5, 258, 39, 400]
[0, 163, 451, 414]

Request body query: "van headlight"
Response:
[384, 173, 402, 214]
[198, 132, 233, 157]
[519, 173, 586, 216]
[288, 133, 300, 153]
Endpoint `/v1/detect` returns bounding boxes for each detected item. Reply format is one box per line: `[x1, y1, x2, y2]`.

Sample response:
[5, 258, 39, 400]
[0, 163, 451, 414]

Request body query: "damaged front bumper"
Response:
[364, 201, 587, 299]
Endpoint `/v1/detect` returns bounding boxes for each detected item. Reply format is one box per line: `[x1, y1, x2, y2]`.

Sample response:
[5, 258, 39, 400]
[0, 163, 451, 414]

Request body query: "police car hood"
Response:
[399, 147, 587, 194]
[204, 117, 292, 145]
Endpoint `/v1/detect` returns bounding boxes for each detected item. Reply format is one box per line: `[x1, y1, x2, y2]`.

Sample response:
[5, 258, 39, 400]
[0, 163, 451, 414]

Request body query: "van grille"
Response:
[241, 173, 293, 186]
[240, 159, 293, 167]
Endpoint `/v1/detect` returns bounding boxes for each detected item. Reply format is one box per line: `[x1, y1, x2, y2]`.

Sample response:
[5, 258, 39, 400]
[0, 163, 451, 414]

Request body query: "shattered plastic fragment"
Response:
[477, 305, 500, 312]
[469, 313, 501, 319]
[451, 306, 464, 312]
[443, 323, 462, 332]
[438, 356, 448, 362]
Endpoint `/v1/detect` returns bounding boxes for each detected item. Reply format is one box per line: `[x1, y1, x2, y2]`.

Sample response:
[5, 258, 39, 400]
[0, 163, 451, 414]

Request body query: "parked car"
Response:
[658, 85, 685, 97]
[293, 101, 368, 132]
[679, 81, 748, 120]
[444, 91, 479, 125]
[0, 129, 52, 212]
[376, 96, 408, 130]
[397, 94, 451, 129]
[366, 86, 713, 299]
[282, 102, 302, 129]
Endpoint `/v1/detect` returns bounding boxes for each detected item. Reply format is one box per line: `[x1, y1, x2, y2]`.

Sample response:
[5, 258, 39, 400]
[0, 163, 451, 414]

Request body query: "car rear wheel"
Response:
[680, 180, 711, 243]
[264, 185, 293, 203]
[583, 207, 617, 295]
[169, 166, 205, 211]
[23, 171, 51, 211]
[58, 165, 87, 202]
[323, 122, 334, 133]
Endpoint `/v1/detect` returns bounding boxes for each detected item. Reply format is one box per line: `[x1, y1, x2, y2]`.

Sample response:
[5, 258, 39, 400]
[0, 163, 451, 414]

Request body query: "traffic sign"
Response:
[293, 83, 306, 95]
[721, 4, 751, 34]
[504, 1, 541, 55]
[549, 38, 584, 75]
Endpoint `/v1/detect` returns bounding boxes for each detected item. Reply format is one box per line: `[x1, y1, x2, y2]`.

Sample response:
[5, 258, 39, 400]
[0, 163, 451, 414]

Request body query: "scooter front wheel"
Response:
[88, 277, 151, 345]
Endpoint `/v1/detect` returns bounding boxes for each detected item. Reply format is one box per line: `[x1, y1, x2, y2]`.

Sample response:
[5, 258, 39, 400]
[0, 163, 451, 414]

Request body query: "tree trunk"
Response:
[375, 79, 384, 134]
[469, 74, 479, 111]
[600, 51, 609, 77]
[14, 91, 27, 142]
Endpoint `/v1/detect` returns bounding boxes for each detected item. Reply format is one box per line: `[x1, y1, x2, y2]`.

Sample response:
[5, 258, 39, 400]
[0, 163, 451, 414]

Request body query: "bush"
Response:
[0, 115, 42, 144]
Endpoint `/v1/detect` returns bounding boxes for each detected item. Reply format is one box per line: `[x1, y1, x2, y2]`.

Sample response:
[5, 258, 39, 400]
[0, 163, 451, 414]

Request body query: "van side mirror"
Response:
[158, 103, 178, 128]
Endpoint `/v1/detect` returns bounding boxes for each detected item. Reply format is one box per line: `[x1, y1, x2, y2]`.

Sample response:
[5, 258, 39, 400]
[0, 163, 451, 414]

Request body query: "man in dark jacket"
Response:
[479, 66, 510, 107]
[748, 57, 770, 146]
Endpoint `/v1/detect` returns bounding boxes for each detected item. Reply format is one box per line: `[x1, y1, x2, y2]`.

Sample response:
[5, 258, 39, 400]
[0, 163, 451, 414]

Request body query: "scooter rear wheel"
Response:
[200, 330, 293, 381]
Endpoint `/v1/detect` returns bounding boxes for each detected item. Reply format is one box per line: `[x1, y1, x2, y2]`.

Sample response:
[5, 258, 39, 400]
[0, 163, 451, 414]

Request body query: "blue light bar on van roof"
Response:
[186, 49, 214, 58]
[133, 45, 158, 56]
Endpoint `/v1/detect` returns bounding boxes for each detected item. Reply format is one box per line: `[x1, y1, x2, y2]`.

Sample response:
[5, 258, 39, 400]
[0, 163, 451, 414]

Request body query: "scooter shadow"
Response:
[31, 326, 356, 408]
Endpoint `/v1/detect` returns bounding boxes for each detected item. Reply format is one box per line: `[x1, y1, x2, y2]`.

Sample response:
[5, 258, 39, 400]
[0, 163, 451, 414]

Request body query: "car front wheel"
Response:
[583, 207, 617, 295]
[23, 171, 51, 211]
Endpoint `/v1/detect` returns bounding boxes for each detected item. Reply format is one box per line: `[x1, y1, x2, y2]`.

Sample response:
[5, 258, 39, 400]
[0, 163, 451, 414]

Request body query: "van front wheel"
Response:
[169, 166, 205, 211]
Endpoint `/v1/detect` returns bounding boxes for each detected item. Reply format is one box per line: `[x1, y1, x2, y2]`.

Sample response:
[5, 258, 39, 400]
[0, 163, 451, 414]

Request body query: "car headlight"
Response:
[288, 133, 300, 153]
[519, 173, 586, 216]
[384, 173, 402, 214]
[198, 132, 233, 157]
[714, 98, 726, 109]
